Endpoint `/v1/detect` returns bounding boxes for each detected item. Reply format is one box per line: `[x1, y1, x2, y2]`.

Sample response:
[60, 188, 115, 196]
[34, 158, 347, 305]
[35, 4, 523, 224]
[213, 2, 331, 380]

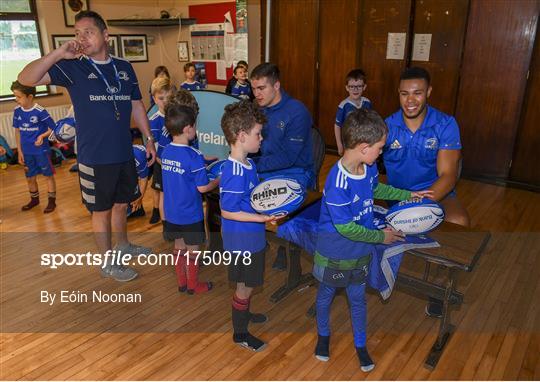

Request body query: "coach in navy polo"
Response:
[383, 66, 470, 317]
[19, 11, 156, 282]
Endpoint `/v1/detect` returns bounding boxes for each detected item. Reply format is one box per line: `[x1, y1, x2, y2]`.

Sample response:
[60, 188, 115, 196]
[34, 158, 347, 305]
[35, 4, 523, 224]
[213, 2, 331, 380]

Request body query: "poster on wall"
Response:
[190, 23, 226, 62]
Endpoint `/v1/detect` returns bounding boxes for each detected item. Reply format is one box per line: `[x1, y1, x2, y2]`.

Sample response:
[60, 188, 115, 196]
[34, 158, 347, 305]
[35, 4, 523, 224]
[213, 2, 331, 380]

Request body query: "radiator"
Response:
[0, 104, 71, 149]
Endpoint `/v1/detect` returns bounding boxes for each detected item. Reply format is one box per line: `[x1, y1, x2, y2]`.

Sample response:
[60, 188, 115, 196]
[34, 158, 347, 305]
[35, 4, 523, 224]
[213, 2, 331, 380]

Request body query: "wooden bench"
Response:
[205, 190, 490, 370]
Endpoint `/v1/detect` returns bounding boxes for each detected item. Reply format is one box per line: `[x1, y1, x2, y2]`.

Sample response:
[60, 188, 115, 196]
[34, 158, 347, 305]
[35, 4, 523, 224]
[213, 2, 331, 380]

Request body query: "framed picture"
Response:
[177, 41, 189, 62]
[52, 34, 75, 49]
[120, 35, 148, 62]
[107, 35, 119, 57]
[62, 0, 90, 27]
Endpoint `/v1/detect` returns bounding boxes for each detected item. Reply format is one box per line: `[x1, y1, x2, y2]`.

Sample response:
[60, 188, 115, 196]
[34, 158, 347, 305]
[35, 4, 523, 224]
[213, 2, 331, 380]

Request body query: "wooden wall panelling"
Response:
[510, 15, 540, 187]
[411, 0, 469, 115]
[455, 0, 539, 178]
[357, 0, 412, 119]
[317, 0, 361, 147]
[269, 0, 319, 115]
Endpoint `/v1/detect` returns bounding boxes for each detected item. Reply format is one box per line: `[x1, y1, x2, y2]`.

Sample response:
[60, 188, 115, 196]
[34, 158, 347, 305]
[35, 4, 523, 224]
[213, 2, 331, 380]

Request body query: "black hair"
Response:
[75, 10, 107, 31]
[166, 105, 196, 137]
[10, 81, 36, 96]
[400, 66, 431, 86]
[250, 62, 280, 84]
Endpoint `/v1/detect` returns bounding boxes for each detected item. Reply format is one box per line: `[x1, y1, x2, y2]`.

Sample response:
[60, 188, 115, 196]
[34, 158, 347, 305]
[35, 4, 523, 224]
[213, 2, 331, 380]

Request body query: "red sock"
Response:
[186, 254, 212, 294]
[174, 249, 187, 289]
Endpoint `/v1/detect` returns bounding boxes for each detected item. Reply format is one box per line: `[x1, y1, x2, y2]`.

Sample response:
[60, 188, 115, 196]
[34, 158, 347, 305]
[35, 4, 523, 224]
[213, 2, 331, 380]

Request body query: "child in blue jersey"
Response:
[157, 89, 201, 238]
[149, 65, 170, 108]
[314, 108, 432, 371]
[127, 144, 150, 219]
[227, 65, 252, 100]
[225, 60, 248, 94]
[335, 69, 372, 156]
[180, 62, 205, 91]
[161, 104, 219, 294]
[220, 100, 278, 352]
[11, 81, 57, 213]
[148, 76, 173, 224]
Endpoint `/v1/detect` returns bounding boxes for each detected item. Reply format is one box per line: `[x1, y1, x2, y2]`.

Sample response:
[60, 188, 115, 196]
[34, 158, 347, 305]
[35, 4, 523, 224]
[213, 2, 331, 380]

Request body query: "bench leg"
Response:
[424, 267, 456, 370]
[269, 241, 314, 303]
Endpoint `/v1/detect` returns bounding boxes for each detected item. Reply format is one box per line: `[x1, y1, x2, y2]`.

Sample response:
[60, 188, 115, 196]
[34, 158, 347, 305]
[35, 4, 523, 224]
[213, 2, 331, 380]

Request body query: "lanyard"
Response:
[87, 57, 122, 120]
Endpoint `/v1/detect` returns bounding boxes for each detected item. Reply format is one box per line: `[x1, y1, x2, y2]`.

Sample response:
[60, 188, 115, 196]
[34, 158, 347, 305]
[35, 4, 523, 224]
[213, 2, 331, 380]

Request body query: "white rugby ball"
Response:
[250, 177, 305, 216]
[386, 199, 445, 234]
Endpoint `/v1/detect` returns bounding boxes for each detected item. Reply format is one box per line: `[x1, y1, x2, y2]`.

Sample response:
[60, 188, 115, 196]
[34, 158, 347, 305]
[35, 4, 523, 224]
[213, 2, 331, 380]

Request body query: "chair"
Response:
[310, 125, 326, 192]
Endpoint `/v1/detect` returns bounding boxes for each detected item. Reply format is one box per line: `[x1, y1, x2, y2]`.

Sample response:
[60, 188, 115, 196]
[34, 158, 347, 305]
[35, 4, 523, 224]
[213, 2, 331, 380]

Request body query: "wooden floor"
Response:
[1, 155, 539, 380]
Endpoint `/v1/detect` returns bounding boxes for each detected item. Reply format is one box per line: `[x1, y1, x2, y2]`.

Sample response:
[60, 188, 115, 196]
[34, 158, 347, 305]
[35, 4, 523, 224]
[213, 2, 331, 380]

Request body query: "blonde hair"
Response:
[151, 76, 172, 95]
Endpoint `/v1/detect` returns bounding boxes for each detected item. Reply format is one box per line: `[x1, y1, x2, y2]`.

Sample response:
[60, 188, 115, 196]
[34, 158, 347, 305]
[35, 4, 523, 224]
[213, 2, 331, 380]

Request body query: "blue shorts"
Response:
[24, 152, 55, 178]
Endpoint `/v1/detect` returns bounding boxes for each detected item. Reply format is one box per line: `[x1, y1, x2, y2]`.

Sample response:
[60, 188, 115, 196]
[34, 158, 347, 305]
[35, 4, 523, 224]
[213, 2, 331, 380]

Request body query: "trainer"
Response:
[18, 11, 156, 282]
[383, 66, 470, 318]
[250, 63, 314, 190]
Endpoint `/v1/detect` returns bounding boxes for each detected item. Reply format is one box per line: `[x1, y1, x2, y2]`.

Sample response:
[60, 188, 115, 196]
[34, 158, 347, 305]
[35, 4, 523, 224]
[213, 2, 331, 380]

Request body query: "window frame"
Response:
[0, 0, 56, 101]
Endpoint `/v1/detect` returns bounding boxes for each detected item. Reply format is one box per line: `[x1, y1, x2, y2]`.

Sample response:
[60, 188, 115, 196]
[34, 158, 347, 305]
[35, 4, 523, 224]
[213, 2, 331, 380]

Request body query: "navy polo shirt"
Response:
[383, 106, 462, 191]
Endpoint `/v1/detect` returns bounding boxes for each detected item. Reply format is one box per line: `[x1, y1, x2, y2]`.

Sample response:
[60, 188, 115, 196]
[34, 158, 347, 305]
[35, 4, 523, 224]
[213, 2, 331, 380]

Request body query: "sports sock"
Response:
[174, 249, 187, 291]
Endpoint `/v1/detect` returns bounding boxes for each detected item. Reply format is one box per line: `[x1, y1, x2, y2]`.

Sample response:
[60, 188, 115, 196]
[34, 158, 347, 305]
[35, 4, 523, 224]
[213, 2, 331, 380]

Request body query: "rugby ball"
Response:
[206, 159, 227, 180]
[250, 177, 305, 216]
[49, 117, 76, 143]
[385, 198, 444, 234]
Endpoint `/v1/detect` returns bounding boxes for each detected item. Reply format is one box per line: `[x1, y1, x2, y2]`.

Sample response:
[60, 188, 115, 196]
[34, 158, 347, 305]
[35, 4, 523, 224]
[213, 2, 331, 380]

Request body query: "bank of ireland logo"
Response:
[106, 86, 119, 94]
[30, 116, 38, 123]
[118, 71, 129, 81]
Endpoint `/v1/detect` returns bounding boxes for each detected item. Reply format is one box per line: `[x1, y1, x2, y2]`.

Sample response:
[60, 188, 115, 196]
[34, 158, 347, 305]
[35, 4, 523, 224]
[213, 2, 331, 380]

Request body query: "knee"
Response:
[112, 203, 128, 212]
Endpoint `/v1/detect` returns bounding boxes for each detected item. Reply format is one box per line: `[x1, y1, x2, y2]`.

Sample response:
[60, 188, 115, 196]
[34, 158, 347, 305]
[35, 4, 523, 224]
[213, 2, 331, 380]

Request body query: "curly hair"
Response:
[221, 100, 267, 145]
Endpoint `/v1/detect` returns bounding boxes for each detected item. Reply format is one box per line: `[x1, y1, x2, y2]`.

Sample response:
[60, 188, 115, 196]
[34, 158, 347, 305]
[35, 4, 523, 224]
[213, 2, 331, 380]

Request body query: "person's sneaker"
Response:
[249, 312, 268, 324]
[356, 347, 375, 372]
[187, 281, 213, 295]
[115, 242, 151, 257]
[149, 208, 161, 224]
[100, 264, 138, 282]
[69, 163, 79, 172]
[425, 297, 443, 318]
[271, 246, 287, 271]
[315, 335, 330, 361]
[22, 198, 39, 211]
[127, 206, 146, 219]
[233, 333, 267, 352]
[0, 162, 7, 170]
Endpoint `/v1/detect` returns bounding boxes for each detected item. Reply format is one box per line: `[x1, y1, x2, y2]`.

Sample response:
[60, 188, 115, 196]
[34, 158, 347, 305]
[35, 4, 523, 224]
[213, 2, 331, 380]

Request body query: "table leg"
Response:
[269, 241, 314, 303]
[424, 267, 456, 369]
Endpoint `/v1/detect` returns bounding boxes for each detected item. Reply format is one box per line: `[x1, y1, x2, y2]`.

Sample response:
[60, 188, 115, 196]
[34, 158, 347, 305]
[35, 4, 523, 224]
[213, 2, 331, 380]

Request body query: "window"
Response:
[0, 0, 48, 99]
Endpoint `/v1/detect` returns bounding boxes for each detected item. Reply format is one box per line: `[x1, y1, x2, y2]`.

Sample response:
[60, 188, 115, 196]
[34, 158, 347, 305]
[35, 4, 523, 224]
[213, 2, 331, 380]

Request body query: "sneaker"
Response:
[233, 333, 267, 352]
[69, 164, 78, 172]
[115, 242, 151, 257]
[127, 206, 146, 219]
[356, 347, 375, 372]
[425, 297, 443, 318]
[0, 162, 7, 170]
[271, 246, 287, 271]
[249, 312, 268, 324]
[315, 335, 330, 361]
[100, 264, 138, 282]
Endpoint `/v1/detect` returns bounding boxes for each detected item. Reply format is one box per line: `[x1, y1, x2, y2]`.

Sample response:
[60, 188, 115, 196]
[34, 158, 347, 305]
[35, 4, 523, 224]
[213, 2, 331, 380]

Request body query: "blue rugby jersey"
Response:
[335, 97, 372, 128]
[316, 160, 379, 260]
[161, 143, 208, 225]
[257, 91, 314, 173]
[383, 106, 462, 191]
[132, 144, 149, 179]
[48, 56, 141, 165]
[220, 158, 266, 253]
[12, 104, 55, 155]
[180, 81, 205, 91]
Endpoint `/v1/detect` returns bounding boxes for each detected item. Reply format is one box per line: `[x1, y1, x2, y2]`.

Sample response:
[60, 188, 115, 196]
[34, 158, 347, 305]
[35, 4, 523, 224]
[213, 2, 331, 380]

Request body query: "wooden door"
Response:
[317, 0, 361, 147]
[455, 0, 539, 178]
[411, 0, 469, 115]
[510, 18, 540, 187]
[357, 0, 411, 119]
[270, 0, 318, 115]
